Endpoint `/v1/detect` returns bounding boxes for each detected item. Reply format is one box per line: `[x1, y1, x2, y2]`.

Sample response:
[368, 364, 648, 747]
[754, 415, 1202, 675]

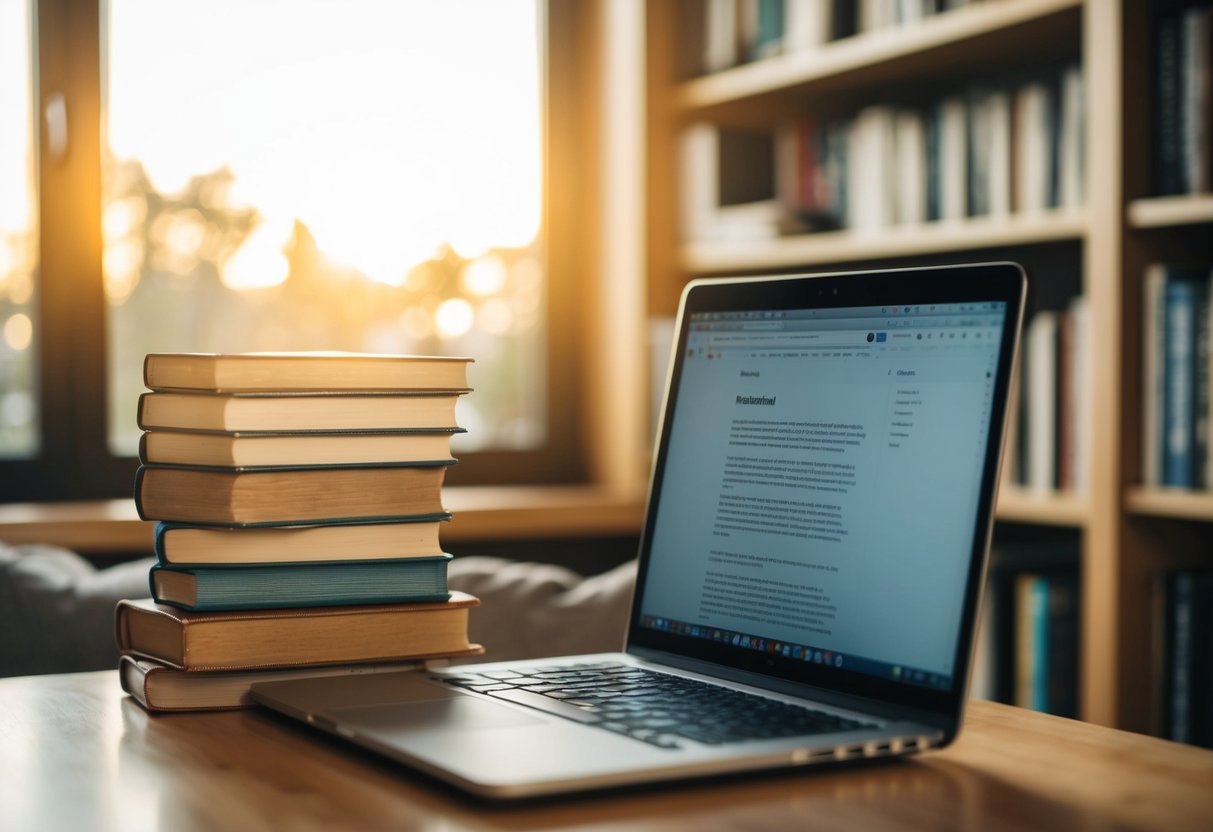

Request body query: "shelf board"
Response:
[1124, 487, 1213, 522]
[676, 0, 1082, 122]
[681, 212, 1087, 273]
[1126, 195, 1213, 229]
[995, 486, 1088, 527]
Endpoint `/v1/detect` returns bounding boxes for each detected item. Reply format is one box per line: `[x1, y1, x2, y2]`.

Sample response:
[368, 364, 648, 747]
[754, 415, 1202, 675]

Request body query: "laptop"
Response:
[252, 262, 1027, 800]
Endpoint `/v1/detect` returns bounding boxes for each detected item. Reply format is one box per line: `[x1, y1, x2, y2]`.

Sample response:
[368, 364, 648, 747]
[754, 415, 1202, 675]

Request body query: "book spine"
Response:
[150, 556, 452, 612]
[1067, 295, 1092, 494]
[925, 103, 942, 222]
[1026, 311, 1058, 492]
[749, 0, 785, 61]
[1157, 12, 1185, 195]
[939, 97, 968, 221]
[1014, 573, 1038, 709]
[1056, 310, 1070, 490]
[152, 521, 171, 564]
[133, 465, 150, 521]
[1170, 571, 1194, 743]
[967, 89, 991, 217]
[1143, 266, 1167, 487]
[1059, 63, 1085, 209]
[1045, 74, 1062, 210]
[1196, 272, 1212, 488]
[783, 0, 829, 54]
[1193, 573, 1213, 747]
[1162, 273, 1198, 487]
[1045, 575, 1079, 718]
[1182, 7, 1210, 194]
[831, 0, 858, 40]
[1031, 576, 1050, 712]
[894, 108, 926, 226]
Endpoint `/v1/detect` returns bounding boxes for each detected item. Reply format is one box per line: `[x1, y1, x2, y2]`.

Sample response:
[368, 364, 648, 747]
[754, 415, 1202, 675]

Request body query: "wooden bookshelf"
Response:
[1125, 488, 1213, 522]
[683, 212, 1087, 273]
[644, 0, 1204, 738]
[676, 0, 1082, 125]
[1127, 195, 1213, 229]
[997, 486, 1089, 528]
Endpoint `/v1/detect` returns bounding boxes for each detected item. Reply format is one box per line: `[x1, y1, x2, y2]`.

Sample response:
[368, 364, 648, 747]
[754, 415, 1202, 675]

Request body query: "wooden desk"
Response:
[2, 671, 1211, 831]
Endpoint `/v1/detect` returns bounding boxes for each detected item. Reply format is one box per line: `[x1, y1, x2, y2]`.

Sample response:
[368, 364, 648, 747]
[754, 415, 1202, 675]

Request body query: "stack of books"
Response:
[117, 352, 483, 712]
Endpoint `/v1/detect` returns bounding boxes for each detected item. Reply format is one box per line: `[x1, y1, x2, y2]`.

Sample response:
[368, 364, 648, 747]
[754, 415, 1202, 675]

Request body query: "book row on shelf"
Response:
[1155, 569, 1213, 748]
[700, 0, 992, 74]
[970, 538, 1080, 720]
[1003, 295, 1091, 495]
[679, 62, 1084, 243]
[971, 543, 1213, 749]
[118, 352, 483, 713]
[1153, 0, 1213, 198]
[988, 259, 1213, 499]
[1142, 263, 1212, 491]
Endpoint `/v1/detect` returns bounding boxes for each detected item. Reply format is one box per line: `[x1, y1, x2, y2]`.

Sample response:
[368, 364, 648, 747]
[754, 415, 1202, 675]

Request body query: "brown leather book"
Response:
[119, 655, 441, 712]
[134, 462, 450, 526]
[114, 592, 482, 671]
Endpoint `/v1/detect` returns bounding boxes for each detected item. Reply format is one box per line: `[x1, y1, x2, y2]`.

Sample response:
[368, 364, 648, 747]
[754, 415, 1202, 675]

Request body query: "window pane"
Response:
[103, 0, 545, 456]
[0, 0, 38, 458]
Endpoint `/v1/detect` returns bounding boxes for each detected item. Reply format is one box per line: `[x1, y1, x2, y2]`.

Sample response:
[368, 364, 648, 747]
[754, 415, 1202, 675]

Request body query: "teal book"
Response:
[149, 555, 451, 612]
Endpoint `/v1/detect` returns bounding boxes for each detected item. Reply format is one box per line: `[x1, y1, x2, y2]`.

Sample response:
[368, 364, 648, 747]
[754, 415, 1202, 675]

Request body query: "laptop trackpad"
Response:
[329, 696, 545, 738]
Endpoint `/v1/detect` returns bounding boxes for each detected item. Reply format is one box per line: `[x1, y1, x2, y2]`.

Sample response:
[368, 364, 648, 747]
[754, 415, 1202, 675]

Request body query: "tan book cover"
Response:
[143, 351, 472, 393]
[154, 520, 447, 565]
[119, 655, 451, 712]
[134, 463, 450, 526]
[114, 593, 482, 671]
[139, 428, 461, 468]
[137, 391, 463, 433]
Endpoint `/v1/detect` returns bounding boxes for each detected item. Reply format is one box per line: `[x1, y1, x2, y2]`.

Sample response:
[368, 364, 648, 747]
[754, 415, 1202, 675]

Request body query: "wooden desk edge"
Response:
[1, 673, 1210, 832]
[0, 486, 648, 555]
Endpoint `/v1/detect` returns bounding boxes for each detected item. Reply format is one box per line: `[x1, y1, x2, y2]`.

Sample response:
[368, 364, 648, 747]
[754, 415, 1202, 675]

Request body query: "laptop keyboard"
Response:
[438, 661, 875, 750]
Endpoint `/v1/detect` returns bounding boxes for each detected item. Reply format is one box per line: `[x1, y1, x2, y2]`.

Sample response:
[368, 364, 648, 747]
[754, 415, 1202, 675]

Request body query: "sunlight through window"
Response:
[104, 0, 545, 456]
[0, 0, 37, 458]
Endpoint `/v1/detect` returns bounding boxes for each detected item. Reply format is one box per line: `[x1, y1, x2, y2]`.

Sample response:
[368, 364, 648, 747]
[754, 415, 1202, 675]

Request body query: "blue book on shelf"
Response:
[149, 554, 452, 612]
[1031, 577, 1050, 713]
[1161, 271, 1206, 487]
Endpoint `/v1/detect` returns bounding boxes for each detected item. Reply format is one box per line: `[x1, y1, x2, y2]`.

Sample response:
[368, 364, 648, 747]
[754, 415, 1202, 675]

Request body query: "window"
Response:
[0, 0, 37, 459]
[4, 0, 590, 502]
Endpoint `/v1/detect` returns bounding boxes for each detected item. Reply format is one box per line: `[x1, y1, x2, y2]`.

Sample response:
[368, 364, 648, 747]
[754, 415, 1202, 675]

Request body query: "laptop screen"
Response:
[630, 265, 1024, 710]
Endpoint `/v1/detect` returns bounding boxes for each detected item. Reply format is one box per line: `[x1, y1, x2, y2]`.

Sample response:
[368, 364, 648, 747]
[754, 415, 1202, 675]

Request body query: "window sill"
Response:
[0, 486, 647, 560]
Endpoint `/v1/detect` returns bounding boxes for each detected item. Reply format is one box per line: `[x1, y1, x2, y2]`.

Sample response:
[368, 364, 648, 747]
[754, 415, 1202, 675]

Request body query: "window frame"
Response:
[3, 0, 594, 502]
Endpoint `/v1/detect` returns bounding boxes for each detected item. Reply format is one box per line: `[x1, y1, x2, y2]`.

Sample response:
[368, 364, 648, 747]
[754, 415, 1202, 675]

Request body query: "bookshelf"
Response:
[1128, 195, 1213, 229]
[642, 0, 1211, 739]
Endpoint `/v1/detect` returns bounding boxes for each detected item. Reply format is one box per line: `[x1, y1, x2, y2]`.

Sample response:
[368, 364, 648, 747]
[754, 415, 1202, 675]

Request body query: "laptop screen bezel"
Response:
[624, 262, 1027, 719]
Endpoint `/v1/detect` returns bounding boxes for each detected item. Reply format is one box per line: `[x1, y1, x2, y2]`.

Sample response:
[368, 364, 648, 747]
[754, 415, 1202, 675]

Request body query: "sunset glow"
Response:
[106, 0, 542, 288]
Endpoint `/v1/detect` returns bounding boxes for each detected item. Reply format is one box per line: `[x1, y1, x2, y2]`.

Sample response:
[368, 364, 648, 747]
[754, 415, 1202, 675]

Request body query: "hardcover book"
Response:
[153, 518, 448, 565]
[137, 391, 463, 433]
[149, 555, 452, 612]
[134, 463, 450, 526]
[114, 592, 483, 671]
[139, 428, 462, 468]
[143, 351, 472, 393]
[119, 655, 432, 712]
[1162, 271, 1205, 487]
